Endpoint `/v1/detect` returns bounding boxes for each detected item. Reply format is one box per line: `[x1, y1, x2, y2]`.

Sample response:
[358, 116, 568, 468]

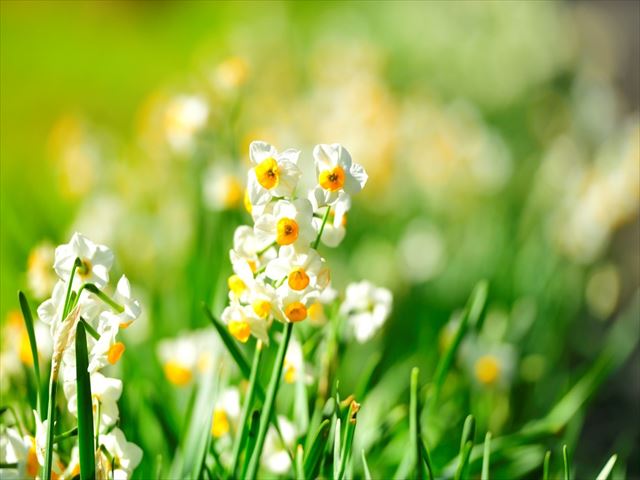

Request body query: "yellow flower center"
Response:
[474, 355, 501, 385]
[119, 320, 133, 329]
[222, 175, 244, 208]
[248, 260, 257, 273]
[283, 359, 296, 384]
[228, 274, 247, 297]
[284, 302, 307, 322]
[255, 157, 279, 190]
[229, 320, 251, 343]
[276, 218, 299, 245]
[252, 300, 272, 318]
[164, 361, 193, 386]
[107, 342, 126, 365]
[211, 408, 230, 438]
[319, 166, 346, 192]
[26, 444, 39, 477]
[78, 258, 92, 279]
[288, 268, 310, 291]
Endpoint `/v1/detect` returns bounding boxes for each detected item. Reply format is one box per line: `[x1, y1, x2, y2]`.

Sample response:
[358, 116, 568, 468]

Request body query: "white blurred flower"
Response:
[0, 426, 35, 479]
[262, 416, 296, 474]
[211, 387, 242, 438]
[461, 340, 517, 389]
[340, 281, 393, 343]
[203, 165, 244, 211]
[247, 141, 302, 206]
[26, 242, 57, 300]
[164, 95, 209, 154]
[54, 232, 113, 289]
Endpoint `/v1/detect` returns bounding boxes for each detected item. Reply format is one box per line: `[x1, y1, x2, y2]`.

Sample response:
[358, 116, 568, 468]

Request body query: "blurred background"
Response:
[1, 1, 639, 478]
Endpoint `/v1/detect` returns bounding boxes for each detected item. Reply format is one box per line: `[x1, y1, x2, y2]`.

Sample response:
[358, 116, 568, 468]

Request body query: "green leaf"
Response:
[481, 432, 491, 480]
[203, 304, 251, 378]
[245, 322, 293, 480]
[361, 450, 372, 480]
[427, 281, 488, 415]
[19, 291, 42, 418]
[563, 445, 569, 480]
[542, 451, 551, 480]
[454, 441, 473, 480]
[75, 321, 96, 480]
[410, 367, 423, 480]
[295, 445, 306, 480]
[595, 454, 617, 480]
[303, 419, 331, 479]
[420, 439, 435, 480]
[337, 401, 359, 480]
[333, 417, 342, 480]
[240, 410, 261, 480]
[231, 341, 263, 477]
[460, 415, 476, 454]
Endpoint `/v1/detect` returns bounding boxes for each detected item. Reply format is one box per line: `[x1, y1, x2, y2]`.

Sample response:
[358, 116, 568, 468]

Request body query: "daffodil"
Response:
[87, 313, 127, 373]
[262, 416, 296, 474]
[221, 300, 270, 344]
[210, 387, 241, 438]
[53, 232, 114, 289]
[97, 427, 143, 480]
[275, 289, 319, 324]
[340, 281, 392, 343]
[282, 336, 309, 384]
[112, 275, 142, 328]
[309, 189, 351, 247]
[254, 199, 316, 249]
[313, 143, 368, 204]
[64, 371, 123, 429]
[0, 426, 38, 479]
[247, 141, 301, 206]
[265, 245, 328, 294]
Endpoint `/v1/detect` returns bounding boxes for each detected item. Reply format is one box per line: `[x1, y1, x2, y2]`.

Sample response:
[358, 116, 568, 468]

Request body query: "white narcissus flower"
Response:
[64, 372, 123, 429]
[88, 312, 126, 373]
[54, 232, 114, 289]
[98, 427, 143, 480]
[247, 141, 302, 206]
[0, 426, 35, 479]
[262, 416, 296, 474]
[221, 301, 270, 345]
[275, 288, 320, 324]
[265, 245, 329, 294]
[282, 336, 309, 385]
[340, 281, 393, 343]
[309, 189, 351, 247]
[254, 199, 316, 249]
[313, 143, 368, 204]
[27, 242, 57, 300]
[113, 275, 142, 328]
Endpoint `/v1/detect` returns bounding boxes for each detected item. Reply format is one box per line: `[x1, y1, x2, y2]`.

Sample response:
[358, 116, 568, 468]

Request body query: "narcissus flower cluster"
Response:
[221, 141, 368, 343]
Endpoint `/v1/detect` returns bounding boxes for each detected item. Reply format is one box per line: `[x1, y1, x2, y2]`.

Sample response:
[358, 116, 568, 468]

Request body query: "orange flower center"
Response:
[284, 302, 307, 322]
[228, 320, 251, 343]
[276, 218, 299, 245]
[255, 157, 279, 190]
[288, 268, 310, 291]
[107, 342, 126, 365]
[319, 166, 346, 192]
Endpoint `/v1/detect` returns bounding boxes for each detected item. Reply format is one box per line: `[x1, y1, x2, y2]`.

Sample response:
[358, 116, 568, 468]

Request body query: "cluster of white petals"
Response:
[35, 232, 142, 478]
[221, 141, 368, 344]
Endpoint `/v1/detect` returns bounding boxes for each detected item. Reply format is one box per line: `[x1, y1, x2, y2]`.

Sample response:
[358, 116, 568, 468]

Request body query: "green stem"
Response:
[77, 283, 124, 314]
[62, 258, 81, 319]
[245, 323, 293, 480]
[257, 241, 277, 257]
[231, 341, 263, 477]
[54, 426, 78, 444]
[0, 463, 19, 469]
[312, 207, 331, 249]
[80, 319, 100, 341]
[42, 379, 58, 480]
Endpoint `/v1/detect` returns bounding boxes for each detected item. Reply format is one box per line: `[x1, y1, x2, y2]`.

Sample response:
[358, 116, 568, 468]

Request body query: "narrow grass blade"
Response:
[410, 367, 423, 480]
[19, 292, 42, 417]
[203, 304, 251, 378]
[562, 445, 569, 480]
[361, 450, 372, 480]
[542, 451, 551, 480]
[240, 410, 261, 479]
[245, 322, 293, 480]
[428, 281, 488, 413]
[481, 432, 491, 480]
[295, 445, 306, 480]
[354, 351, 381, 401]
[454, 441, 473, 480]
[231, 341, 263, 477]
[75, 321, 96, 480]
[420, 439, 435, 480]
[460, 415, 476, 454]
[596, 454, 617, 480]
[303, 419, 331, 479]
[337, 401, 360, 480]
[333, 417, 342, 480]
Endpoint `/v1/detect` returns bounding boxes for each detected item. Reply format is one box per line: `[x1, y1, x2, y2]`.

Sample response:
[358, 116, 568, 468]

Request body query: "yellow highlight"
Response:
[228, 274, 247, 297]
[474, 355, 501, 386]
[255, 157, 279, 190]
[107, 342, 126, 365]
[319, 166, 346, 192]
[284, 302, 307, 322]
[229, 320, 251, 343]
[211, 408, 230, 437]
[222, 175, 244, 208]
[288, 268, 310, 291]
[19, 329, 33, 366]
[164, 361, 193, 386]
[308, 302, 325, 324]
[283, 359, 296, 384]
[252, 300, 271, 318]
[244, 188, 252, 214]
[276, 218, 299, 245]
